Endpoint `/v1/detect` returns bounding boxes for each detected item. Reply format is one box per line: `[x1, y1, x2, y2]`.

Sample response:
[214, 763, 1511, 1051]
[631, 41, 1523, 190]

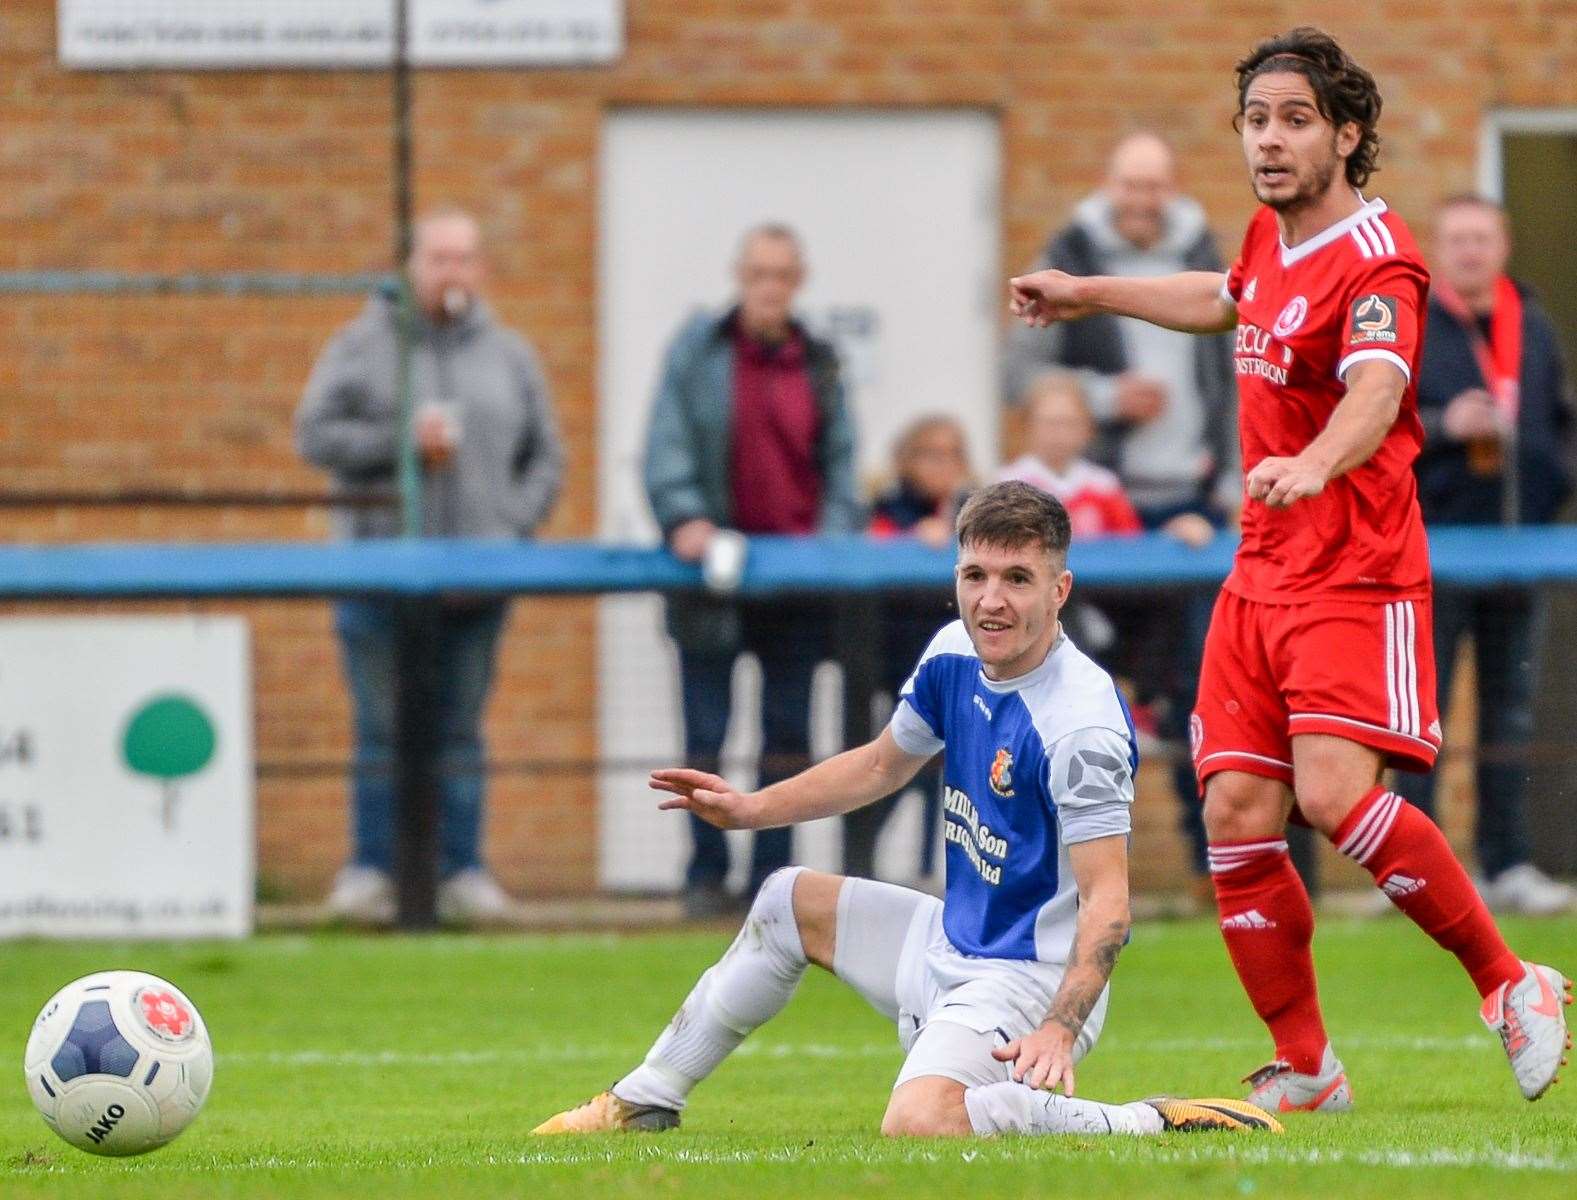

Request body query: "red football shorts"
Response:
[1191, 589, 1441, 790]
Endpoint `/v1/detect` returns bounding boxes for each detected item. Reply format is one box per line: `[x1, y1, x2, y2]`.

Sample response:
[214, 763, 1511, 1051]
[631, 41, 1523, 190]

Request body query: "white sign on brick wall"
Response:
[0, 617, 254, 939]
[59, 0, 622, 69]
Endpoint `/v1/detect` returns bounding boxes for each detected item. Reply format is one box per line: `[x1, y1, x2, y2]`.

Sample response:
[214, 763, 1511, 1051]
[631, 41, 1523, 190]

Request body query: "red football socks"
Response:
[1208, 838, 1329, 1075]
[1333, 786, 1524, 997]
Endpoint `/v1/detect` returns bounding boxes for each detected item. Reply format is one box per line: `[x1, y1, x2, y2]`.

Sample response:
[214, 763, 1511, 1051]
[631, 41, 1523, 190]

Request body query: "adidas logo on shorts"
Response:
[1380, 873, 1426, 898]
[1221, 909, 1277, 930]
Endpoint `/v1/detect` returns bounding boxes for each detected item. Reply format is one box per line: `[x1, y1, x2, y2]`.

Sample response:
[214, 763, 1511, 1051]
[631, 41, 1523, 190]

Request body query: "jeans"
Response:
[678, 602, 827, 894]
[335, 597, 509, 878]
[1392, 588, 1539, 879]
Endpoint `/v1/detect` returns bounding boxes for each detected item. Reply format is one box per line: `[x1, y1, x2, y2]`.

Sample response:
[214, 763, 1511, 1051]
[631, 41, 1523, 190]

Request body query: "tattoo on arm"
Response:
[1043, 918, 1128, 1037]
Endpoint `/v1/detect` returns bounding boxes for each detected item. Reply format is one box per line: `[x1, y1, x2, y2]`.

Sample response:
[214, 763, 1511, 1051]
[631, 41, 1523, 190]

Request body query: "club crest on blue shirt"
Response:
[988, 748, 1015, 797]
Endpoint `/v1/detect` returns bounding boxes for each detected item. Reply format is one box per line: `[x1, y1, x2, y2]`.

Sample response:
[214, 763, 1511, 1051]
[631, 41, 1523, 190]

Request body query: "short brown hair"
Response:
[955, 480, 1071, 562]
[1235, 27, 1383, 189]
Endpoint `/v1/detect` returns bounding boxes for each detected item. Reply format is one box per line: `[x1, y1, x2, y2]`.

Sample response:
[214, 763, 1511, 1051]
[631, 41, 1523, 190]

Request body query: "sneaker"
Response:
[1244, 1044, 1353, 1113]
[436, 868, 524, 926]
[1144, 1096, 1283, 1133]
[1481, 961, 1573, 1100]
[1482, 864, 1577, 916]
[325, 865, 396, 926]
[532, 1090, 680, 1135]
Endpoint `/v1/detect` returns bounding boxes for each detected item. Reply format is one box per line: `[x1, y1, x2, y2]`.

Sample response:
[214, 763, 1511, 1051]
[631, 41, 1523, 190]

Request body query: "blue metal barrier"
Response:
[0, 527, 1574, 599]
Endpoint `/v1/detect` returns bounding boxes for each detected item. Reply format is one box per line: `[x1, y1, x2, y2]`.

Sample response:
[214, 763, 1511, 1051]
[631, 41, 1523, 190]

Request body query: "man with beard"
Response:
[1010, 27, 1571, 1111]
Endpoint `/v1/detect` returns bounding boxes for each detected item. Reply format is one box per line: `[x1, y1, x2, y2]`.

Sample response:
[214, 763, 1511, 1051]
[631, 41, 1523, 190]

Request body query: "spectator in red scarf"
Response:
[1393, 195, 1574, 914]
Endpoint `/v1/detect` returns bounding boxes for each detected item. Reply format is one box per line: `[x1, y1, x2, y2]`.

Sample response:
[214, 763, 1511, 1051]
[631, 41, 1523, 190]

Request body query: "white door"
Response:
[597, 108, 1001, 891]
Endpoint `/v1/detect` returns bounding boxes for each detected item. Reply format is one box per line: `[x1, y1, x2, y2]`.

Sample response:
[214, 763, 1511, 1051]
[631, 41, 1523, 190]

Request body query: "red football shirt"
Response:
[1222, 197, 1432, 602]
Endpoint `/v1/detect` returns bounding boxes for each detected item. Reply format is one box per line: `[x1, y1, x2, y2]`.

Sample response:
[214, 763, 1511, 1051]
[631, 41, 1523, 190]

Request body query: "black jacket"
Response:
[1414, 283, 1572, 526]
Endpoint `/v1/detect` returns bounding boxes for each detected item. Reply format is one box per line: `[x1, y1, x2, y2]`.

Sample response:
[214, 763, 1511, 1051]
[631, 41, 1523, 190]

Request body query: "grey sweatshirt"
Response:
[295, 293, 563, 539]
[1004, 194, 1240, 513]
[1072, 194, 1218, 508]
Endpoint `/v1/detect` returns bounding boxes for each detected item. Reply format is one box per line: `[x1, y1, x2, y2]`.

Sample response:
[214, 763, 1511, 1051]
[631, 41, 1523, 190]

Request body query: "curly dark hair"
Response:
[1235, 27, 1383, 189]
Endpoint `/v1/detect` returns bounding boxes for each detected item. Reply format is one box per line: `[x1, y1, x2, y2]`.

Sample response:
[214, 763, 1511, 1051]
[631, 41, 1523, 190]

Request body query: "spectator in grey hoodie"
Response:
[296, 207, 563, 927]
[1002, 133, 1236, 897]
[1003, 132, 1237, 518]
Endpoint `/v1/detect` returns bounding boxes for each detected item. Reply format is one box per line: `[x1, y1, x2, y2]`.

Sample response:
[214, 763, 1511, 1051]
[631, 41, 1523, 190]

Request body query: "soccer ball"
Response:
[24, 971, 213, 1156]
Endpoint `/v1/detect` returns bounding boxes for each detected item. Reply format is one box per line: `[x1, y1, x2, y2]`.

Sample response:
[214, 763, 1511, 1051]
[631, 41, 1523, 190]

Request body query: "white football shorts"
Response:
[831, 875, 1108, 1090]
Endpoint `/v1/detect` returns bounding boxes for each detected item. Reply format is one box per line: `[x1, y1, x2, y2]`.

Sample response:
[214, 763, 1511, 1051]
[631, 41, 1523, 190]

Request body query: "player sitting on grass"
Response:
[535, 481, 1281, 1138]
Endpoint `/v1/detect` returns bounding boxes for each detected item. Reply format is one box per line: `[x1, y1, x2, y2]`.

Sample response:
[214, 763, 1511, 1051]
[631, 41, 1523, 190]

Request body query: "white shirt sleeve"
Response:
[1045, 726, 1135, 845]
[888, 698, 944, 757]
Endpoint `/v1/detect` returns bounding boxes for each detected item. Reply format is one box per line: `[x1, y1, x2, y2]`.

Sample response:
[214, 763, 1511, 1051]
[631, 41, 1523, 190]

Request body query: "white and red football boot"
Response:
[1243, 1044, 1353, 1114]
[1481, 961, 1573, 1101]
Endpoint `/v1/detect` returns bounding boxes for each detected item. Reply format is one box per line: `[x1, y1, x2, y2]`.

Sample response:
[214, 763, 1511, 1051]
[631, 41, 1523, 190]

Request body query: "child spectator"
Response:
[869, 415, 973, 546]
[1000, 373, 1144, 538]
[1002, 372, 1215, 546]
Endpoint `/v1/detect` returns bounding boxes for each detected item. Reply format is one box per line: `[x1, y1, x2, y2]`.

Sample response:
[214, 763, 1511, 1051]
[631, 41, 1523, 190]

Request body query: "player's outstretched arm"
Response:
[1245, 358, 1406, 508]
[1010, 269, 1236, 335]
[649, 728, 932, 831]
[993, 835, 1130, 1094]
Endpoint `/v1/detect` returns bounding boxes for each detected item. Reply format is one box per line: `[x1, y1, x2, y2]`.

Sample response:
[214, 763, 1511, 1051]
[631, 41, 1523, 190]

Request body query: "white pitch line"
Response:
[505, 1142, 1577, 1174]
[215, 1033, 1494, 1069]
[11, 1140, 1568, 1180]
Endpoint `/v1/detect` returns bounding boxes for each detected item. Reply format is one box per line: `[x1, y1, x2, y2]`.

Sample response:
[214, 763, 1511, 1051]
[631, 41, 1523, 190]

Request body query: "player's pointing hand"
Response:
[650, 768, 763, 830]
[1009, 269, 1098, 327]
[1245, 454, 1329, 509]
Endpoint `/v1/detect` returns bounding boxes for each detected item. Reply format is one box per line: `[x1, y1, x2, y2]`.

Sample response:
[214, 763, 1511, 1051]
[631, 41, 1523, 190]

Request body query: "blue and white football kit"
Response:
[606, 618, 1152, 1126]
[834, 620, 1138, 1090]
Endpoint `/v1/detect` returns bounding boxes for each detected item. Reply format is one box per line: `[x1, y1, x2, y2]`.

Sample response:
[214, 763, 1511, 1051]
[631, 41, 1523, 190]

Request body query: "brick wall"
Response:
[2, 1, 1572, 897]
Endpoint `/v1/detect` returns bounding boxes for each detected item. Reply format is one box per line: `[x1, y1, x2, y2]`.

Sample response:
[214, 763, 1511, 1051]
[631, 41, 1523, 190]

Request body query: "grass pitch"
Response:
[1, 915, 1573, 1198]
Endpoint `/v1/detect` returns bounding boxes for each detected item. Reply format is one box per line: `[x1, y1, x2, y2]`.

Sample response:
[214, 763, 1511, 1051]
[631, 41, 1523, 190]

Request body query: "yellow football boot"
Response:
[1145, 1096, 1285, 1133]
[532, 1090, 680, 1135]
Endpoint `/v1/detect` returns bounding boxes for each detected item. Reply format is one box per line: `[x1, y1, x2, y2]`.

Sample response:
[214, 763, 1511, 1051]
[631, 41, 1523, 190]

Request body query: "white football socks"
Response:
[964, 1081, 1164, 1136]
[613, 866, 808, 1112]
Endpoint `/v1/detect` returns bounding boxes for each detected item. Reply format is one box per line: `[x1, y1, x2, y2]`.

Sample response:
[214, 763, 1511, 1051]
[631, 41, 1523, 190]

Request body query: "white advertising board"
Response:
[0, 617, 254, 939]
[58, 0, 622, 69]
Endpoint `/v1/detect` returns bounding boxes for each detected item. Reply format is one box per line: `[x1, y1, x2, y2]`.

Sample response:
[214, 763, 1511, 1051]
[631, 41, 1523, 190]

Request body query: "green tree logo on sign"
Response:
[121, 695, 217, 832]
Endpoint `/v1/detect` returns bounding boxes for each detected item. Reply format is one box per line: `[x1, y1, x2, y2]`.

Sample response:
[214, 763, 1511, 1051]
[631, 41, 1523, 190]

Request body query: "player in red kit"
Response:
[1010, 27, 1571, 1111]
